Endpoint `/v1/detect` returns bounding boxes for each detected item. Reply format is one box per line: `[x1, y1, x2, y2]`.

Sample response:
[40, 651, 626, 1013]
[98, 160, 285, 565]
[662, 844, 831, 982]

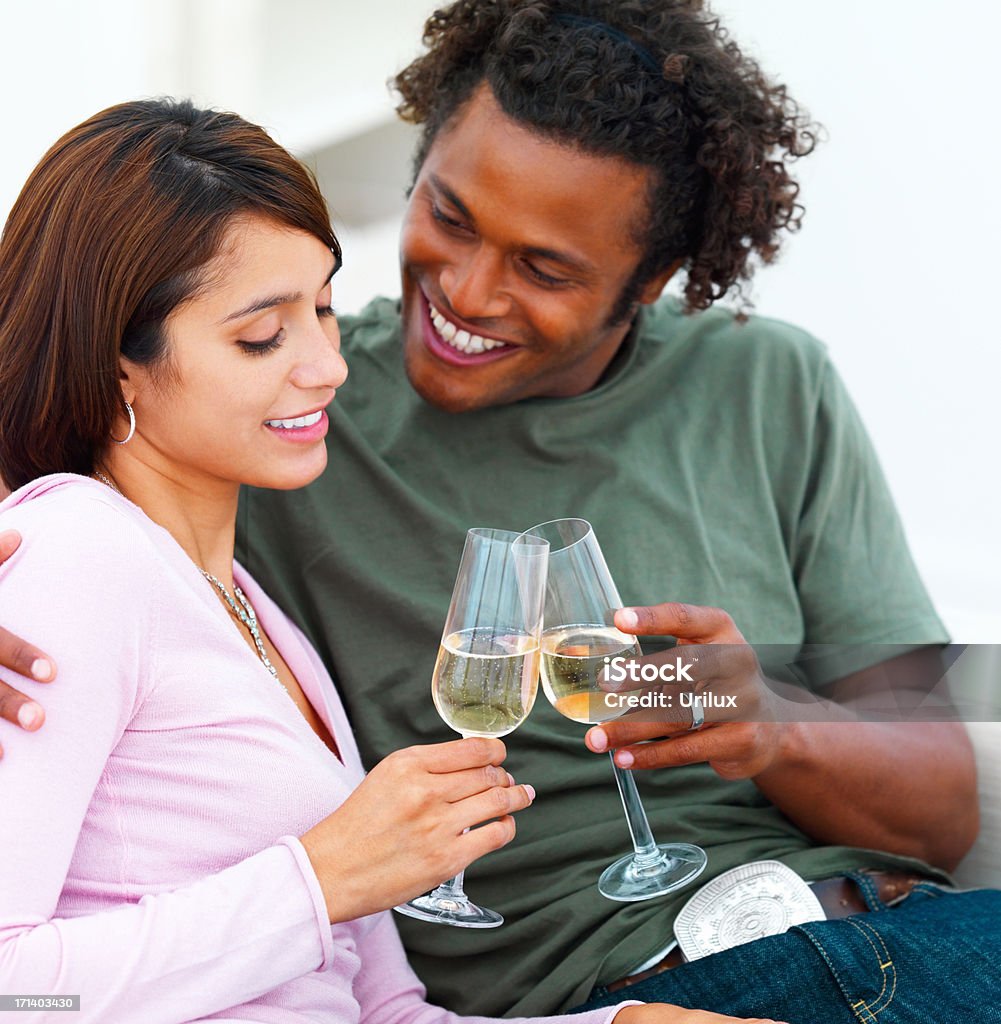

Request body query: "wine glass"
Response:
[516, 518, 707, 902]
[393, 527, 549, 928]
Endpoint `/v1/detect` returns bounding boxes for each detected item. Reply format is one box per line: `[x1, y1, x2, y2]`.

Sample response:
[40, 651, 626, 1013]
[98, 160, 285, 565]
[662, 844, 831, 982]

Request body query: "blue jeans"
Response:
[573, 882, 1001, 1023]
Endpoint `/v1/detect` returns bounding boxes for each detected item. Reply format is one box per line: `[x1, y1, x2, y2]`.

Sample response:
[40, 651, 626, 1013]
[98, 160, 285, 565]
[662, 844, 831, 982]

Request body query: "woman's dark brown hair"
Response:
[0, 98, 339, 490]
[395, 0, 819, 322]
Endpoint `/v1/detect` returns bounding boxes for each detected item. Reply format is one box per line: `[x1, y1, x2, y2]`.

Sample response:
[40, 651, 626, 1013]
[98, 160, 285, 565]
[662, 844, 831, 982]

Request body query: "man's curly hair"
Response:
[394, 0, 819, 318]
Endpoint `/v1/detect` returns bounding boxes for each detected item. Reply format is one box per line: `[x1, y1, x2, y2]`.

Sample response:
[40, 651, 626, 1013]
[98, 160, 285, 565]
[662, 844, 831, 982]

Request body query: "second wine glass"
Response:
[394, 527, 549, 928]
[516, 518, 707, 902]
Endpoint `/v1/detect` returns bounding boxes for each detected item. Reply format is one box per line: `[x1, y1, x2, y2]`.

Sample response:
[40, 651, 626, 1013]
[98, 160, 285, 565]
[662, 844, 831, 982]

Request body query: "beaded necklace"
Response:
[198, 570, 278, 678]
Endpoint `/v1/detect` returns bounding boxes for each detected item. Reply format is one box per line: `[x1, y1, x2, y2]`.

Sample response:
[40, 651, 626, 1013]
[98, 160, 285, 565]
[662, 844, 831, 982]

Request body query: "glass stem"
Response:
[430, 870, 467, 900]
[609, 751, 662, 865]
[436, 746, 475, 899]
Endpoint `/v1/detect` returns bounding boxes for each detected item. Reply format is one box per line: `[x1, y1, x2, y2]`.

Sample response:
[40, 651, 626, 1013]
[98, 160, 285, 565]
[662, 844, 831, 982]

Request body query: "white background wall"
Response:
[3, 1, 998, 640]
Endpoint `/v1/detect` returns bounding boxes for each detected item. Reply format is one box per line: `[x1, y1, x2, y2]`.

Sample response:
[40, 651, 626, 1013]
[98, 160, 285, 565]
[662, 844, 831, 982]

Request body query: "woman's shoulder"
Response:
[3, 471, 141, 524]
[0, 474, 164, 582]
[0, 475, 164, 705]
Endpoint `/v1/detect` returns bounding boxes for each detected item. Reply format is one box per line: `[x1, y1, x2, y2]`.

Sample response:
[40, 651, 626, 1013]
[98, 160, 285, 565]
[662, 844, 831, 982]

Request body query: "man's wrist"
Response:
[754, 718, 808, 783]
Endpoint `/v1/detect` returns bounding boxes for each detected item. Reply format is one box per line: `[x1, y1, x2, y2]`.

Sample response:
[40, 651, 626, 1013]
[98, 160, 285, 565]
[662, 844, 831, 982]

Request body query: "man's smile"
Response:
[418, 290, 520, 367]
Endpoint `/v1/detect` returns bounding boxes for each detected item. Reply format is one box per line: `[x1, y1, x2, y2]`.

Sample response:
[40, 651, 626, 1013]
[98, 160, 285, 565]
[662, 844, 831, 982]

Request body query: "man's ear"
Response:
[636, 258, 684, 306]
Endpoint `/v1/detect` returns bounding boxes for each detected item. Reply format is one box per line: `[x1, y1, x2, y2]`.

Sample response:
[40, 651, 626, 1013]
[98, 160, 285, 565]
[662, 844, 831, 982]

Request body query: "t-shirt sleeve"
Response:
[790, 358, 949, 685]
[0, 491, 332, 1022]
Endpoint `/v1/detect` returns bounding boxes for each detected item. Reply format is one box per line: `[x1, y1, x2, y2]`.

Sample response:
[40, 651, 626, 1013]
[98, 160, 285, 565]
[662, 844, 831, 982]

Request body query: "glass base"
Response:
[393, 892, 504, 929]
[598, 843, 708, 902]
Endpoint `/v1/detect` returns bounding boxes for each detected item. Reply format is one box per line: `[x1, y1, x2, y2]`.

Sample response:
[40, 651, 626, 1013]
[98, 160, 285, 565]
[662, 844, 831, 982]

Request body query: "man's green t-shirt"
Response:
[237, 296, 948, 1015]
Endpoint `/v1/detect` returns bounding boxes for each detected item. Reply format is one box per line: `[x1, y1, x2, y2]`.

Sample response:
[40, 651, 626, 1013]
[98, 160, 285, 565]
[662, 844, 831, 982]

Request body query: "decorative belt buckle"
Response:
[673, 860, 826, 962]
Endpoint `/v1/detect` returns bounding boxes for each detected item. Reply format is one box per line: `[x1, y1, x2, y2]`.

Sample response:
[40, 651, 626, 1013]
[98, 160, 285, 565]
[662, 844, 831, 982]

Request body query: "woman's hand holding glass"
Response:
[395, 527, 548, 928]
[300, 736, 534, 923]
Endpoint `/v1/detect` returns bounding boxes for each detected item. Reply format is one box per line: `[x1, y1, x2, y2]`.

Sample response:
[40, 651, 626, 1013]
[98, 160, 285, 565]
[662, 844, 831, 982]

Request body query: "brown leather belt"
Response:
[606, 870, 930, 993]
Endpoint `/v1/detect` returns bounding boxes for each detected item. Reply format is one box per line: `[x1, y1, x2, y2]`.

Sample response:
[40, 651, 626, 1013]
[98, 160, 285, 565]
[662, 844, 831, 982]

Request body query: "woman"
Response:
[0, 99, 780, 1024]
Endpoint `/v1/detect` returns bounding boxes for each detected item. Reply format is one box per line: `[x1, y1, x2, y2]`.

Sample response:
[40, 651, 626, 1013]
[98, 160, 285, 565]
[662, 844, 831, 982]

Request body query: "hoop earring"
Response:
[111, 402, 136, 445]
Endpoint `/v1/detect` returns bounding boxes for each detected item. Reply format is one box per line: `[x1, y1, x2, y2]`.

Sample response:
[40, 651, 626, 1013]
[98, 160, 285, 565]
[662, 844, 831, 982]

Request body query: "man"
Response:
[1, 1, 996, 1021]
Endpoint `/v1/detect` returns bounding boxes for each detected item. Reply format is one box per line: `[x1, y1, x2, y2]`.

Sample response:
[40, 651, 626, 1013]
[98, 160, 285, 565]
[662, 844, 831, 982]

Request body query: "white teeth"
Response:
[266, 410, 323, 429]
[426, 299, 507, 355]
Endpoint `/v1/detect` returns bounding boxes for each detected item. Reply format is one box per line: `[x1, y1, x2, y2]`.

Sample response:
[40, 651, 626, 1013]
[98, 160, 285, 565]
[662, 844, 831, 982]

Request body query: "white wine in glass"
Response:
[518, 518, 707, 902]
[540, 624, 639, 724]
[433, 627, 540, 737]
[394, 527, 548, 928]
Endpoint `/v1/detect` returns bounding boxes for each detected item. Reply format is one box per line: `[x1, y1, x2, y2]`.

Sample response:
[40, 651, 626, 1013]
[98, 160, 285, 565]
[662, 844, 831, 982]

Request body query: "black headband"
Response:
[553, 13, 662, 75]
